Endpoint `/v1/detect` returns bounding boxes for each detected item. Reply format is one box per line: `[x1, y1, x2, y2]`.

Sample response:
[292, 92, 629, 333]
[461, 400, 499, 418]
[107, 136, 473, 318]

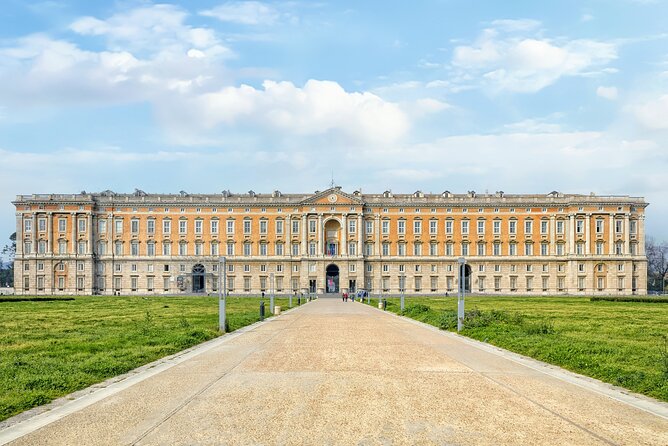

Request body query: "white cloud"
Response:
[200, 2, 280, 25]
[489, 19, 541, 32]
[630, 94, 668, 129]
[451, 23, 617, 92]
[160, 79, 410, 144]
[597, 86, 618, 100]
[71, 4, 222, 53]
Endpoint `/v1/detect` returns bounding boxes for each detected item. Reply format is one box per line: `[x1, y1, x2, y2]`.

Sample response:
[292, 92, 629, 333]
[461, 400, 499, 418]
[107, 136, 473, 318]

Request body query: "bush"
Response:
[591, 296, 668, 303]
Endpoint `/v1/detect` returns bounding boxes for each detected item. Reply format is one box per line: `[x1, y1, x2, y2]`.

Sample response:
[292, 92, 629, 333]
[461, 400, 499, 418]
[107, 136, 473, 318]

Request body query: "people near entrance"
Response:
[342, 292, 350, 302]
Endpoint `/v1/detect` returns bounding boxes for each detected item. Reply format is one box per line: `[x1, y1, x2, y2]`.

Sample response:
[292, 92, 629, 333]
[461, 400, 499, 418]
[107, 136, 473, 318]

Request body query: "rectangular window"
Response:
[382, 220, 390, 234]
[413, 220, 421, 234]
[78, 218, 87, 233]
[115, 219, 123, 234]
[162, 219, 171, 234]
[24, 219, 32, 233]
[366, 220, 373, 234]
[195, 243, 203, 256]
[493, 243, 500, 256]
[348, 219, 356, 233]
[276, 243, 284, 256]
[292, 220, 299, 234]
[509, 220, 516, 234]
[413, 243, 422, 256]
[430, 243, 437, 256]
[541, 243, 548, 256]
[58, 218, 67, 232]
[556, 220, 564, 234]
[145, 219, 154, 234]
[398, 220, 405, 234]
[461, 244, 469, 256]
[576, 220, 584, 233]
[348, 242, 356, 256]
[77, 241, 86, 255]
[596, 242, 603, 255]
[615, 220, 623, 233]
[147, 242, 155, 256]
[243, 243, 251, 256]
[445, 243, 453, 256]
[524, 220, 532, 234]
[309, 242, 316, 256]
[509, 243, 517, 256]
[179, 243, 187, 256]
[195, 220, 203, 234]
[227, 220, 235, 234]
[595, 220, 604, 233]
[260, 220, 268, 234]
[398, 243, 406, 256]
[162, 242, 171, 256]
[292, 243, 299, 256]
[556, 244, 564, 255]
[477, 244, 485, 256]
[494, 276, 501, 291]
[244, 220, 252, 234]
[630, 220, 637, 234]
[131, 219, 139, 233]
[431, 276, 438, 292]
[540, 220, 548, 234]
[309, 220, 316, 233]
[477, 220, 485, 234]
[493, 220, 501, 235]
[382, 243, 390, 256]
[429, 220, 437, 234]
[461, 220, 469, 235]
[179, 220, 187, 234]
[224, 242, 233, 256]
[526, 277, 533, 292]
[276, 220, 284, 235]
[60, 241, 68, 254]
[445, 220, 453, 234]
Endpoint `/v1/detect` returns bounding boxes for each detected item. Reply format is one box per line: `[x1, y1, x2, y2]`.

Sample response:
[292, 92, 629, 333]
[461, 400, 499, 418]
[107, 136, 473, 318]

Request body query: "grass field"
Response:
[367, 296, 668, 402]
[0, 295, 299, 421]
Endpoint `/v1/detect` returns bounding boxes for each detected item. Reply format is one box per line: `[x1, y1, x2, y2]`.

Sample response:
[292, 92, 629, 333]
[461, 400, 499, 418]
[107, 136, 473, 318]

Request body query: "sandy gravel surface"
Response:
[2, 298, 667, 445]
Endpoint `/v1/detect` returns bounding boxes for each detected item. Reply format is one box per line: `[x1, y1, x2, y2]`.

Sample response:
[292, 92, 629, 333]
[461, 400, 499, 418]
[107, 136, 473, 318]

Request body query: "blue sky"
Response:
[1, 0, 668, 246]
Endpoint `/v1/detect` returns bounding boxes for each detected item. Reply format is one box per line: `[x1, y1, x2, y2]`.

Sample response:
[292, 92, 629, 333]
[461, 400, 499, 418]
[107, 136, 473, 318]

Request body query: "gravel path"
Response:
[2, 298, 667, 445]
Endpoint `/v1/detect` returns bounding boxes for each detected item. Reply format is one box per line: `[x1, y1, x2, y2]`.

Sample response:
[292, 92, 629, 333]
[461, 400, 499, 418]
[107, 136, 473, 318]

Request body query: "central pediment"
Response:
[301, 188, 364, 205]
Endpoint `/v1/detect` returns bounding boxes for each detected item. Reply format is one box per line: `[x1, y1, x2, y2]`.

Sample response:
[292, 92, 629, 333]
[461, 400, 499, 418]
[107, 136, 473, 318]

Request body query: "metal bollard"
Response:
[260, 301, 265, 321]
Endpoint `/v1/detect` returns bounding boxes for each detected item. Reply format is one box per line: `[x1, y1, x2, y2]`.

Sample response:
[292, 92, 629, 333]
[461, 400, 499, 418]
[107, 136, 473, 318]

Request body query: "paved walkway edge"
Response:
[0, 302, 310, 446]
[366, 302, 668, 420]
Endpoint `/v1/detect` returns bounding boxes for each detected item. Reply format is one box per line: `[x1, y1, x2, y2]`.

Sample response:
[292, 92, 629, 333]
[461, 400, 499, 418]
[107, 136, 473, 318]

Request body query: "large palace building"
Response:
[13, 187, 647, 296]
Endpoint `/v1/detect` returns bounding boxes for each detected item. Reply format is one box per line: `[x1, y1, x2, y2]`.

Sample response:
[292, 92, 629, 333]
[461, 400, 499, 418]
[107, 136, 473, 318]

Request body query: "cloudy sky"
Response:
[1, 0, 667, 245]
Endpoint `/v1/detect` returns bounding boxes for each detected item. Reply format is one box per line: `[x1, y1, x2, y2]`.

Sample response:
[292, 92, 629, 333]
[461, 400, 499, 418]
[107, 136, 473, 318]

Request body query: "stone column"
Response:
[357, 214, 363, 257]
[585, 214, 591, 255]
[16, 213, 23, 256]
[32, 213, 37, 254]
[301, 214, 307, 256]
[317, 213, 323, 256]
[71, 213, 77, 255]
[624, 214, 630, 255]
[568, 215, 575, 255]
[638, 214, 646, 256]
[87, 213, 93, 255]
[374, 214, 380, 256]
[549, 216, 556, 255]
[608, 214, 614, 255]
[47, 213, 53, 254]
[107, 214, 113, 255]
[341, 214, 347, 256]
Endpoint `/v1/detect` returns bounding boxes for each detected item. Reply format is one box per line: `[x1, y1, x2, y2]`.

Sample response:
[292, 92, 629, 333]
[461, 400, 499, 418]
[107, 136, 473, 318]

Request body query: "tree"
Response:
[646, 237, 668, 293]
[0, 232, 16, 287]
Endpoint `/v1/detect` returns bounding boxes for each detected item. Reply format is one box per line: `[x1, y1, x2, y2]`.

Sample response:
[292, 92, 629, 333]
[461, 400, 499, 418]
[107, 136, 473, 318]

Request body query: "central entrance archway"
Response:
[192, 264, 206, 293]
[325, 264, 339, 293]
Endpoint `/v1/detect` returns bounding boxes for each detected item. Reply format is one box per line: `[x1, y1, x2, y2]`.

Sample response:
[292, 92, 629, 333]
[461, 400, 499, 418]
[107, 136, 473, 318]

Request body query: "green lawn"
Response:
[0, 295, 300, 421]
[367, 296, 668, 402]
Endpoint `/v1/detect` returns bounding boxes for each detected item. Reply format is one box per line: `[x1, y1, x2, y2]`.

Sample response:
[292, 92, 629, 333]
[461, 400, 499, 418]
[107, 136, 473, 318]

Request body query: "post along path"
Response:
[2, 298, 667, 445]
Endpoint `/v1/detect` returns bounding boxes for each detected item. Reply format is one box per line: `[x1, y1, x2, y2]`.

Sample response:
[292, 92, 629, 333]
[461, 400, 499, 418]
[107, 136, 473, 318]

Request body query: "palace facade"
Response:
[13, 187, 647, 296]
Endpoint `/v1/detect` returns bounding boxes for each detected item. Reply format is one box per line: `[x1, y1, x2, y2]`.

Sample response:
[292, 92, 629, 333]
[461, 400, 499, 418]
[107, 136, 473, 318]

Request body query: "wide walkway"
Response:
[2, 299, 667, 445]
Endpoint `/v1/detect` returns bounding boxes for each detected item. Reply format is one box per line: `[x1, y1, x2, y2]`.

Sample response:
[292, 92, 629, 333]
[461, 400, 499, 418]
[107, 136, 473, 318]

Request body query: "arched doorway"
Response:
[326, 264, 339, 293]
[192, 264, 205, 293]
[464, 264, 472, 293]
